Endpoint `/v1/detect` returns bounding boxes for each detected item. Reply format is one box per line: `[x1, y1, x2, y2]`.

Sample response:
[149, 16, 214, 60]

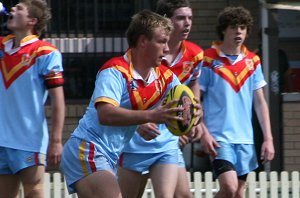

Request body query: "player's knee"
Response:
[23, 182, 44, 198]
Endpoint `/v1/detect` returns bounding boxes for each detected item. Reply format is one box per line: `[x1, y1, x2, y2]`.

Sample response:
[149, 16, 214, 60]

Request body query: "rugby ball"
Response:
[164, 84, 197, 136]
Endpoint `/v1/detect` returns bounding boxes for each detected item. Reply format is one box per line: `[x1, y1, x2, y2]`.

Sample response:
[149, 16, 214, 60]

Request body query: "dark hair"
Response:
[126, 9, 173, 47]
[216, 6, 253, 40]
[156, 0, 191, 18]
[20, 0, 51, 36]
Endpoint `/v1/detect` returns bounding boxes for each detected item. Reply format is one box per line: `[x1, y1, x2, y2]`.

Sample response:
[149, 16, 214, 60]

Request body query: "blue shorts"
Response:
[119, 149, 178, 174]
[0, 147, 46, 174]
[214, 142, 258, 176]
[60, 137, 116, 194]
[178, 149, 186, 168]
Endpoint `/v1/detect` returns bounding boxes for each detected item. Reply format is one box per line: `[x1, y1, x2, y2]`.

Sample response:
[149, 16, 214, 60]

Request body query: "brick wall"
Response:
[282, 101, 300, 171]
[45, 104, 87, 144]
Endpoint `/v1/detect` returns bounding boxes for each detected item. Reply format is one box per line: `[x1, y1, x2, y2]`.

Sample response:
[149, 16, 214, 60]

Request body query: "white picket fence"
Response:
[18, 171, 300, 198]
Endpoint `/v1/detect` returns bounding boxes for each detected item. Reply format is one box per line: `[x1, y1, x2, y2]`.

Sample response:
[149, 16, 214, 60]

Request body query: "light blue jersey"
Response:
[70, 52, 180, 167]
[199, 42, 266, 144]
[0, 35, 64, 154]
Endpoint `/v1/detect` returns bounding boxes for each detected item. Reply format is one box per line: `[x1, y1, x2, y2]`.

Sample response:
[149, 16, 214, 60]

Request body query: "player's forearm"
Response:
[97, 103, 155, 126]
[49, 87, 65, 143]
[188, 80, 201, 101]
[254, 97, 273, 141]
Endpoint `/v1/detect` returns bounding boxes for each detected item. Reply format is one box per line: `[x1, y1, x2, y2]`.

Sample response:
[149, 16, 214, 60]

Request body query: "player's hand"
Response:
[260, 139, 275, 164]
[199, 124, 219, 158]
[137, 123, 160, 141]
[188, 124, 203, 143]
[179, 135, 190, 148]
[150, 99, 184, 124]
[47, 141, 63, 167]
[192, 98, 203, 126]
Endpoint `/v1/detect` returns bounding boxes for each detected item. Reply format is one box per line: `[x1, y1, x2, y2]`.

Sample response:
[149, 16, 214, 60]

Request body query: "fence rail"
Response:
[18, 171, 300, 198]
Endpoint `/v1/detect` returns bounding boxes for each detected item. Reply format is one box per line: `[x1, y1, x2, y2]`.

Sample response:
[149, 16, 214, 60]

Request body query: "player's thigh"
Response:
[76, 170, 121, 198]
[136, 173, 150, 198]
[174, 167, 192, 198]
[18, 165, 45, 197]
[150, 164, 178, 197]
[0, 174, 21, 198]
[117, 166, 147, 198]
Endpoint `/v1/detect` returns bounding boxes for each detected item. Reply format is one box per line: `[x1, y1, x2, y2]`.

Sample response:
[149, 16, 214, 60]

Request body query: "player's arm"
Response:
[96, 100, 183, 126]
[47, 86, 65, 166]
[188, 80, 200, 101]
[253, 88, 275, 164]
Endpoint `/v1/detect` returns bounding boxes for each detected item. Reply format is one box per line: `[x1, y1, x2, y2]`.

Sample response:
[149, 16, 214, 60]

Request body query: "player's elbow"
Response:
[98, 114, 112, 125]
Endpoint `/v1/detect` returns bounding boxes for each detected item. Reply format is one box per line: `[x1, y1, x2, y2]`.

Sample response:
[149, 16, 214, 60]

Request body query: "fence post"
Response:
[270, 171, 279, 198]
[281, 171, 289, 197]
[246, 172, 256, 198]
[194, 172, 202, 198]
[204, 172, 214, 198]
[44, 173, 51, 198]
[291, 171, 300, 198]
[259, 171, 267, 197]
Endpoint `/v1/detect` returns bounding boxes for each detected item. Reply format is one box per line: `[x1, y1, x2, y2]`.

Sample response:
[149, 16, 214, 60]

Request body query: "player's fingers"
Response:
[163, 99, 179, 108]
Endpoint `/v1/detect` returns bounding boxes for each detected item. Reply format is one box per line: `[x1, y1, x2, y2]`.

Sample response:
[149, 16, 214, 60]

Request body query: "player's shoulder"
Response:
[100, 56, 128, 71]
[38, 39, 58, 49]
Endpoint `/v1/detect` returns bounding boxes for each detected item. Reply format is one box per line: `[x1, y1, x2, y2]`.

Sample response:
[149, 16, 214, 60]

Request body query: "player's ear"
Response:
[138, 35, 148, 48]
[28, 17, 38, 26]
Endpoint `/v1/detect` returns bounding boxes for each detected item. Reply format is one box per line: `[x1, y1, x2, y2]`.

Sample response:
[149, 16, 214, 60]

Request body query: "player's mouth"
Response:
[8, 13, 13, 20]
[183, 29, 190, 34]
[234, 36, 243, 42]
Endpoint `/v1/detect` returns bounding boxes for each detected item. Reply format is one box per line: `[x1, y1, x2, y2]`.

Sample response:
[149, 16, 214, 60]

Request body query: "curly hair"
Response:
[156, 0, 191, 18]
[126, 9, 173, 48]
[20, 0, 51, 36]
[216, 6, 253, 40]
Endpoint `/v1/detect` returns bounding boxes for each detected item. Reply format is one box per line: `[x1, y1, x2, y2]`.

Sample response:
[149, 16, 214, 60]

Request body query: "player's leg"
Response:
[148, 149, 179, 198]
[118, 167, 147, 198]
[0, 174, 20, 198]
[235, 175, 247, 198]
[174, 167, 192, 198]
[234, 144, 258, 198]
[174, 148, 192, 198]
[75, 170, 122, 198]
[134, 173, 149, 198]
[61, 137, 121, 197]
[150, 163, 178, 198]
[212, 142, 240, 198]
[214, 170, 238, 198]
[18, 165, 45, 198]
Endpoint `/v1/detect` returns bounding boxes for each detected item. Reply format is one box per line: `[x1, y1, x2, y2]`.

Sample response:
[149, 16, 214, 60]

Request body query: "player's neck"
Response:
[130, 49, 152, 80]
[168, 38, 182, 55]
[165, 40, 182, 64]
[12, 30, 34, 48]
[220, 41, 241, 55]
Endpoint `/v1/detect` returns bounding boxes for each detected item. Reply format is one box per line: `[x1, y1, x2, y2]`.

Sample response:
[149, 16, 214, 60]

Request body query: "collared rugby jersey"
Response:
[71, 49, 180, 166]
[123, 40, 203, 154]
[162, 40, 203, 85]
[0, 34, 64, 154]
[199, 41, 266, 144]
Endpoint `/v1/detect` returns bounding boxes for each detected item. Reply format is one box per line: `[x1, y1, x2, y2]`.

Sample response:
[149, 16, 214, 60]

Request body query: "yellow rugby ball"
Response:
[164, 84, 197, 136]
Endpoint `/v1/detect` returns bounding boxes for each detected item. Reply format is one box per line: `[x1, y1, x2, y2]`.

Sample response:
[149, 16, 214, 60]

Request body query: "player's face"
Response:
[7, 3, 34, 32]
[170, 7, 192, 41]
[222, 25, 247, 47]
[145, 27, 170, 67]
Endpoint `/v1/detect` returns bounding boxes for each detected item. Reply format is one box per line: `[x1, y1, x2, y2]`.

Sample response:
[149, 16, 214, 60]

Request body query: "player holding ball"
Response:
[118, 1, 205, 197]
